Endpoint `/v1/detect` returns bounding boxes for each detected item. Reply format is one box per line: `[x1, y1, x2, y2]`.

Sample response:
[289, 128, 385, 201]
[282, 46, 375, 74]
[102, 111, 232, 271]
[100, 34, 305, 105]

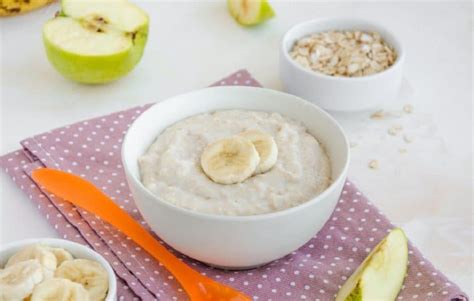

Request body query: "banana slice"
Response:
[239, 129, 278, 174]
[201, 136, 260, 184]
[30, 278, 90, 301]
[0, 0, 54, 17]
[47, 247, 74, 266]
[6, 244, 57, 276]
[55, 259, 108, 301]
[0, 260, 45, 300]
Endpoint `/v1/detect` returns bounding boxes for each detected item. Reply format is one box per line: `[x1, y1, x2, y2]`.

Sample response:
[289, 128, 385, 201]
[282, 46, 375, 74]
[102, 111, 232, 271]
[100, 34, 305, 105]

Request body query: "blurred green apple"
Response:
[336, 228, 408, 301]
[227, 0, 275, 26]
[43, 0, 149, 84]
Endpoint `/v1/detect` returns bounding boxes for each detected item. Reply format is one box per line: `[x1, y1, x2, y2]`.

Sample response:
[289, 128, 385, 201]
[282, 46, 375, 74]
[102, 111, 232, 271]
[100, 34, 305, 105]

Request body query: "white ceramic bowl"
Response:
[0, 238, 117, 301]
[280, 18, 405, 111]
[122, 86, 349, 269]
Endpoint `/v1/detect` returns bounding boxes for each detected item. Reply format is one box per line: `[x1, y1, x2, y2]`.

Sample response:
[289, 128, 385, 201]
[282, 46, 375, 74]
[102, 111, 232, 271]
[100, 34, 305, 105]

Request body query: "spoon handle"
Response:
[31, 168, 222, 298]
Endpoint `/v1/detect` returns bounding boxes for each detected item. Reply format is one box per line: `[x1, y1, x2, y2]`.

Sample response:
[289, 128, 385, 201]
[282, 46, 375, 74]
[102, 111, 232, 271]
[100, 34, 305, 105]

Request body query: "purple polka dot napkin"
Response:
[0, 70, 468, 301]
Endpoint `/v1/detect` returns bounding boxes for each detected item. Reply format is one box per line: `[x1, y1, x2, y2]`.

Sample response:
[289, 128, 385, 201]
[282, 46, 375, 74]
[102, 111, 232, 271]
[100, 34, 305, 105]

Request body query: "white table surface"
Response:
[0, 0, 472, 296]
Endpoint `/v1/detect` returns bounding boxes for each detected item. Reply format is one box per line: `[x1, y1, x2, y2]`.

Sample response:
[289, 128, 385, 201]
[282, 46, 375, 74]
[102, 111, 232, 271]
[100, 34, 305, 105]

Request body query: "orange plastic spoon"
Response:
[32, 168, 251, 301]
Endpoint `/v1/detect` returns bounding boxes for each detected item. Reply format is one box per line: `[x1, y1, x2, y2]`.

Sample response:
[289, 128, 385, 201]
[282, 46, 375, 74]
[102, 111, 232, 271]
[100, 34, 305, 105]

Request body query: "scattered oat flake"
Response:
[403, 135, 414, 143]
[370, 110, 385, 120]
[349, 142, 358, 148]
[369, 160, 379, 169]
[399, 148, 408, 153]
[387, 127, 397, 136]
[387, 124, 403, 136]
[388, 128, 397, 135]
[403, 104, 414, 113]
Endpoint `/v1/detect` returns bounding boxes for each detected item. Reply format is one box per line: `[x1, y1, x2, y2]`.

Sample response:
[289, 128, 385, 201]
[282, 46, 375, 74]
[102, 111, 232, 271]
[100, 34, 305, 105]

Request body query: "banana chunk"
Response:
[47, 247, 74, 266]
[0, 260, 45, 300]
[31, 278, 90, 301]
[201, 136, 260, 184]
[55, 259, 108, 301]
[0, 0, 54, 17]
[6, 244, 57, 276]
[239, 129, 278, 174]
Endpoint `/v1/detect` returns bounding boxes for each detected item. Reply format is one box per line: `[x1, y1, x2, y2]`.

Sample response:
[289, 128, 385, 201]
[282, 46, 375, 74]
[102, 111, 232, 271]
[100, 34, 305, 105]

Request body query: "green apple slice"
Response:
[43, 0, 148, 84]
[61, 0, 146, 33]
[227, 0, 275, 26]
[336, 228, 409, 301]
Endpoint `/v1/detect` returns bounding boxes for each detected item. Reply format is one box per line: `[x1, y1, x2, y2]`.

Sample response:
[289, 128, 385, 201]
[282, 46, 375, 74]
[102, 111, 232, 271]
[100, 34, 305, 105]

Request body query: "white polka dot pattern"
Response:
[0, 70, 468, 301]
[1, 153, 140, 300]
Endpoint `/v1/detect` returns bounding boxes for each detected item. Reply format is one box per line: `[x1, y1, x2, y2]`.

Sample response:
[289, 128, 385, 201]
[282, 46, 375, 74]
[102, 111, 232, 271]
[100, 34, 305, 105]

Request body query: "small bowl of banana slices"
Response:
[123, 86, 349, 269]
[0, 238, 117, 301]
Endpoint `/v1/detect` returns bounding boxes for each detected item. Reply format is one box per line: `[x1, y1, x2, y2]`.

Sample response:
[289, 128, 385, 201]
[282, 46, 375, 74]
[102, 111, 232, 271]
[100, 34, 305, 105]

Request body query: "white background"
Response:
[0, 0, 472, 296]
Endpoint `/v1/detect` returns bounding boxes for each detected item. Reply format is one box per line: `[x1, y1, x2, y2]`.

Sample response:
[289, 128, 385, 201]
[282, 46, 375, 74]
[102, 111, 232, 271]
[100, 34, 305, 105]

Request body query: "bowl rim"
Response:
[122, 86, 350, 222]
[281, 17, 405, 81]
[0, 238, 117, 301]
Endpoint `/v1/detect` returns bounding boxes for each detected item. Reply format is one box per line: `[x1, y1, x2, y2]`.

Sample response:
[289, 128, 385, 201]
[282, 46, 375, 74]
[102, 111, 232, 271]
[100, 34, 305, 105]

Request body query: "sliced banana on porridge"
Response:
[239, 129, 278, 174]
[31, 278, 90, 301]
[140, 110, 332, 215]
[201, 136, 260, 185]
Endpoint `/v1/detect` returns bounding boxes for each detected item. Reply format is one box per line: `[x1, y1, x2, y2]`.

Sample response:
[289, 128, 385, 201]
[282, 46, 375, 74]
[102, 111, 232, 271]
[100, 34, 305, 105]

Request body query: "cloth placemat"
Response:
[0, 70, 468, 301]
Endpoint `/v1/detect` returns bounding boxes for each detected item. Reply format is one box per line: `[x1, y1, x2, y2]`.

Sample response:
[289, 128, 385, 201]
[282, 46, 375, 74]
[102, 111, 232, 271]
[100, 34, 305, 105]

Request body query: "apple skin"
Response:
[335, 228, 408, 301]
[227, 0, 275, 26]
[43, 22, 148, 84]
[254, 0, 275, 25]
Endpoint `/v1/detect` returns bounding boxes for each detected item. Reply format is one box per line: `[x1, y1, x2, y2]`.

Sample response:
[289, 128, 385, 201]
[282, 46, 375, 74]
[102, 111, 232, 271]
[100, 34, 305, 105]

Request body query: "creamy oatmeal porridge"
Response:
[139, 110, 331, 216]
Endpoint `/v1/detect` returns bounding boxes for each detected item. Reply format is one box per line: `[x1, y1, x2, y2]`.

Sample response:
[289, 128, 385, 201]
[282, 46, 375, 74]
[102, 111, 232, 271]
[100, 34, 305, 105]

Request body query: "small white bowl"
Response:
[0, 238, 117, 301]
[122, 86, 350, 269]
[280, 18, 405, 111]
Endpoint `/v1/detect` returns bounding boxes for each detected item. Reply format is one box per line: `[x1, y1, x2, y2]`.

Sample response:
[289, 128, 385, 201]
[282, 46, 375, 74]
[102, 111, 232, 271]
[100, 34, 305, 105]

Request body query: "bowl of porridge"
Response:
[280, 18, 405, 111]
[122, 86, 349, 268]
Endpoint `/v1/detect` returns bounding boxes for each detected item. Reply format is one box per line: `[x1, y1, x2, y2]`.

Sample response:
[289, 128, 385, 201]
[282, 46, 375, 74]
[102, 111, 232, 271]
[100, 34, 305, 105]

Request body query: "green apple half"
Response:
[227, 0, 275, 26]
[43, 0, 149, 84]
[336, 228, 409, 301]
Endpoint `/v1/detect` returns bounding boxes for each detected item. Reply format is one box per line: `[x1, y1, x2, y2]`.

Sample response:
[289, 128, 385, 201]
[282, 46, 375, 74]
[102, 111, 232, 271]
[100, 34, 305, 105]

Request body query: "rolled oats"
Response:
[388, 127, 398, 136]
[399, 148, 408, 154]
[403, 134, 414, 143]
[290, 30, 397, 77]
[388, 125, 403, 136]
[370, 110, 385, 120]
[403, 104, 414, 114]
[368, 160, 379, 169]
